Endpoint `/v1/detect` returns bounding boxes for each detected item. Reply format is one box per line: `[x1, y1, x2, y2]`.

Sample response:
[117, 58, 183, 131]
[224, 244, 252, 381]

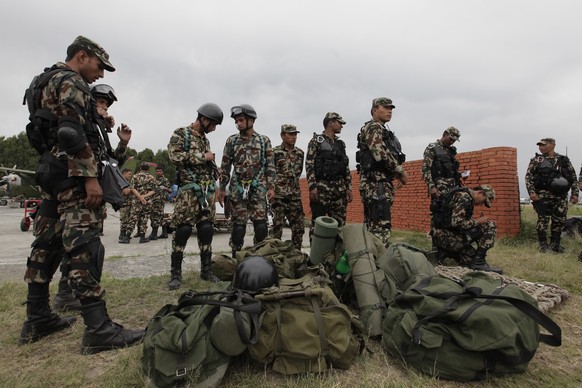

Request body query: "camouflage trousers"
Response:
[309, 182, 347, 240]
[172, 188, 215, 256]
[119, 200, 137, 233]
[229, 185, 268, 250]
[128, 200, 151, 236]
[360, 180, 395, 247]
[533, 196, 568, 234]
[150, 199, 165, 228]
[270, 196, 305, 250]
[432, 220, 496, 264]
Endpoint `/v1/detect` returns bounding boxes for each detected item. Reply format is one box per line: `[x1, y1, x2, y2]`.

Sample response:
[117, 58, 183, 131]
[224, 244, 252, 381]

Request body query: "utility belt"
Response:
[232, 178, 266, 201]
[35, 150, 78, 196]
[180, 179, 215, 209]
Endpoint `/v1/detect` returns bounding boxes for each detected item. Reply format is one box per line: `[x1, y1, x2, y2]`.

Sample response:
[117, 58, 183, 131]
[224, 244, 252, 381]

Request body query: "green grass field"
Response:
[1, 205, 581, 387]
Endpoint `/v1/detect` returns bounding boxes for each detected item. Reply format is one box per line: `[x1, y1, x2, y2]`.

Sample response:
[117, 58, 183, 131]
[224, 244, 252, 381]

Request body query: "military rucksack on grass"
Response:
[142, 282, 261, 388]
[382, 272, 561, 381]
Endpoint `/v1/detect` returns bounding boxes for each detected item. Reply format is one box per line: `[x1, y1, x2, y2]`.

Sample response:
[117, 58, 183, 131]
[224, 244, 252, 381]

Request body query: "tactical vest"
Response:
[533, 154, 572, 191]
[431, 187, 472, 229]
[313, 134, 348, 181]
[430, 143, 459, 180]
[357, 124, 405, 176]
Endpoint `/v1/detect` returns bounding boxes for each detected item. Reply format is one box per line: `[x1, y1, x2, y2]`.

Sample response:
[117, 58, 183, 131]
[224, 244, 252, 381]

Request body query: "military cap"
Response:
[475, 185, 495, 208]
[281, 124, 300, 133]
[445, 126, 461, 141]
[72, 36, 115, 72]
[372, 97, 396, 108]
[324, 112, 346, 124]
[536, 138, 555, 146]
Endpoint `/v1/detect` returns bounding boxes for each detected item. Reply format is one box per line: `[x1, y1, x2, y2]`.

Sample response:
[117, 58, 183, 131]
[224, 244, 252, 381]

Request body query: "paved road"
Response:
[0, 203, 306, 283]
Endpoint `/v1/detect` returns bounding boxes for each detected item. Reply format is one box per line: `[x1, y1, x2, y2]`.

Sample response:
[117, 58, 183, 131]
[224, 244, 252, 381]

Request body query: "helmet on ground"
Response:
[91, 84, 117, 106]
[550, 176, 570, 195]
[232, 256, 278, 293]
[197, 103, 223, 125]
[230, 104, 257, 119]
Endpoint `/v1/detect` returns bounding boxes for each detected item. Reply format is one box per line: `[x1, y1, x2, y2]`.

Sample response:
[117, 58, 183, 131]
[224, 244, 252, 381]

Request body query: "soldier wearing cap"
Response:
[422, 126, 462, 199]
[357, 97, 407, 246]
[19, 36, 144, 352]
[525, 138, 579, 253]
[270, 124, 305, 250]
[305, 112, 352, 239]
[128, 162, 156, 243]
[431, 185, 503, 273]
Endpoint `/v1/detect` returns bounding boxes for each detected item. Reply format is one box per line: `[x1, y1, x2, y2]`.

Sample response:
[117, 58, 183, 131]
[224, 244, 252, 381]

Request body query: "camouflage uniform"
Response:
[421, 135, 461, 196]
[119, 181, 138, 235]
[150, 174, 171, 230]
[305, 131, 351, 237]
[270, 129, 305, 250]
[357, 114, 405, 246]
[431, 188, 496, 265]
[128, 170, 156, 237]
[220, 131, 275, 251]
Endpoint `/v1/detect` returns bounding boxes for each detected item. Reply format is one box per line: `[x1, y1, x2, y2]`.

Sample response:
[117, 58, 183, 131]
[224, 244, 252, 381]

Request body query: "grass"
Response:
[1, 206, 581, 387]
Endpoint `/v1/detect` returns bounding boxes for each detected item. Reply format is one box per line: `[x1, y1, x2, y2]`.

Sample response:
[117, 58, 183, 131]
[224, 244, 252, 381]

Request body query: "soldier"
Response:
[128, 163, 156, 243]
[422, 126, 461, 199]
[305, 112, 352, 239]
[148, 167, 171, 240]
[525, 138, 579, 253]
[20, 36, 144, 352]
[118, 168, 146, 243]
[357, 98, 407, 246]
[270, 124, 305, 250]
[431, 185, 503, 273]
[217, 104, 276, 258]
[167, 103, 224, 290]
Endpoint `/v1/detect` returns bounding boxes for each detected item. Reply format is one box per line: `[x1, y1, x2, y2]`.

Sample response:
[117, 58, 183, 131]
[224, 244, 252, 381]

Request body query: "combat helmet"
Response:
[197, 102, 223, 125]
[230, 104, 257, 119]
[232, 256, 278, 293]
[91, 84, 117, 106]
[550, 176, 570, 195]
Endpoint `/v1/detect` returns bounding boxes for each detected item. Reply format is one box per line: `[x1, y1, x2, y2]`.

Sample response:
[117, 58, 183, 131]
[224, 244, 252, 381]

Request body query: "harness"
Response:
[357, 123, 405, 180]
[533, 153, 572, 191]
[230, 133, 266, 200]
[178, 128, 216, 208]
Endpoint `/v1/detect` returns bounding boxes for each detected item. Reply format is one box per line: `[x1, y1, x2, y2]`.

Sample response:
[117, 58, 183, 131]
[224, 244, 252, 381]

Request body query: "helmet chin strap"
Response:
[238, 117, 252, 133]
[200, 117, 211, 134]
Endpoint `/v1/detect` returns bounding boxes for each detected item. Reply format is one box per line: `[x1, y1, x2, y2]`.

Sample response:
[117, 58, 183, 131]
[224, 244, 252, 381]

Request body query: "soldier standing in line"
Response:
[422, 126, 461, 199]
[431, 185, 503, 273]
[357, 98, 407, 246]
[167, 103, 224, 290]
[148, 167, 172, 240]
[270, 124, 305, 250]
[118, 168, 146, 243]
[305, 112, 352, 239]
[525, 138, 579, 253]
[217, 104, 276, 258]
[128, 163, 156, 243]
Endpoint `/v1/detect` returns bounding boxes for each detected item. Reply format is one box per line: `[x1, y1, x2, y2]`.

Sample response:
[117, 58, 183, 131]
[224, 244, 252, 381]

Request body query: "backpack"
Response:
[142, 282, 261, 388]
[248, 269, 365, 374]
[382, 272, 561, 381]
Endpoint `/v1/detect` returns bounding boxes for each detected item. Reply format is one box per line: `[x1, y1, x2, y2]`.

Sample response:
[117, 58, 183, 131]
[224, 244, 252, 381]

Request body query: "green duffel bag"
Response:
[382, 272, 561, 381]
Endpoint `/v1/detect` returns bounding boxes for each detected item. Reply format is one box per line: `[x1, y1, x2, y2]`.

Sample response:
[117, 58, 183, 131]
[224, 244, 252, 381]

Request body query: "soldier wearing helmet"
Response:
[525, 138, 579, 253]
[218, 104, 276, 258]
[166, 103, 224, 289]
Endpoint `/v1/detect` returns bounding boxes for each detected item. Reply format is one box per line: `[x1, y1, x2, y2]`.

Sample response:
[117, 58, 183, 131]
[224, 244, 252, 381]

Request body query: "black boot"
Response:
[80, 299, 145, 355]
[118, 229, 130, 244]
[168, 252, 183, 290]
[148, 227, 158, 241]
[200, 252, 219, 283]
[19, 283, 77, 345]
[468, 248, 503, 274]
[52, 278, 81, 313]
[139, 234, 150, 244]
[537, 230, 549, 252]
[158, 225, 169, 239]
[550, 231, 565, 253]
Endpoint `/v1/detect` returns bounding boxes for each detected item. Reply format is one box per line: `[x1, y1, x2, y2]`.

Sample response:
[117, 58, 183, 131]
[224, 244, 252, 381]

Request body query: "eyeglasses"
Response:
[230, 106, 244, 116]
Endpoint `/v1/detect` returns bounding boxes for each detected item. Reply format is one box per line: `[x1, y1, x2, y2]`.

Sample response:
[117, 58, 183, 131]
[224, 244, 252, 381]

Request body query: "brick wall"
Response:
[299, 146, 520, 237]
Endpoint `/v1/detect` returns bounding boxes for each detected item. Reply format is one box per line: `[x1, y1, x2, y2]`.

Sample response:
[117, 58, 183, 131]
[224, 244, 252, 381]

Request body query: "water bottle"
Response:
[335, 250, 350, 276]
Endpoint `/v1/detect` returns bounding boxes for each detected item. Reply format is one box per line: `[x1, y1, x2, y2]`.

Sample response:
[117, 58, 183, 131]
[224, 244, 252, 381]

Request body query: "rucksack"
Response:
[142, 282, 261, 388]
[248, 269, 365, 374]
[382, 272, 561, 381]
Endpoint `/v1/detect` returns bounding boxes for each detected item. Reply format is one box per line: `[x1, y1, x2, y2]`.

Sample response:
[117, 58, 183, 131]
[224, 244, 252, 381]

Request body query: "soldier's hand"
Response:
[217, 189, 225, 207]
[429, 187, 440, 199]
[117, 123, 132, 145]
[530, 193, 539, 202]
[396, 171, 408, 189]
[346, 190, 353, 203]
[267, 188, 275, 202]
[84, 177, 103, 209]
[309, 188, 319, 203]
[204, 152, 215, 161]
[475, 216, 489, 224]
[571, 195, 579, 204]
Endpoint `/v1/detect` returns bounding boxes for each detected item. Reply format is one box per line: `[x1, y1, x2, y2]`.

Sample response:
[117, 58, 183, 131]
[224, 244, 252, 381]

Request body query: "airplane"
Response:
[0, 165, 35, 187]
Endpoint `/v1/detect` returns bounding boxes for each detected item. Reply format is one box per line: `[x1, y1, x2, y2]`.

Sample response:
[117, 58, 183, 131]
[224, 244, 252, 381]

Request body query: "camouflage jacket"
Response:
[153, 175, 171, 203]
[131, 171, 156, 197]
[219, 131, 275, 191]
[273, 144, 304, 198]
[358, 120, 404, 184]
[421, 139, 460, 193]
[168, 126, 218, 185]
[448, 190, 479, 231]
[305, 132, 351, 191]
[525, 152, 579, 198]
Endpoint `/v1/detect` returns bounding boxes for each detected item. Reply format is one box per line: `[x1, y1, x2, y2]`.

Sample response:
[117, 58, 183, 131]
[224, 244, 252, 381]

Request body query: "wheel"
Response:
[0, 199, 7, 206]
[20, 217, 31, 232]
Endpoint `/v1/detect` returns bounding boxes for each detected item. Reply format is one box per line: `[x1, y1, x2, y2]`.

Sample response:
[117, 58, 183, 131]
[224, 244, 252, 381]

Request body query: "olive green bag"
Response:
[382, 272, 561, 381]
[248, 270, 365, 374]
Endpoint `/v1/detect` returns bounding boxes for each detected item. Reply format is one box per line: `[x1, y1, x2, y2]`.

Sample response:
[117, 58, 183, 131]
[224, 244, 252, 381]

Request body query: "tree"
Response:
[0, 132, 38, 171]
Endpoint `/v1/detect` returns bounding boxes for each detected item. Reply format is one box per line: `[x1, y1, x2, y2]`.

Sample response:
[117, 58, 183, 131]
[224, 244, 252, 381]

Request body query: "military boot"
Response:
[168, 252, 183, 290]
[19, 283, 77, 345]
[200, 252, 219, 283]
[80, 299, 145, 355]
[158, 225, 169, 239]
[52, 277, 81, 313]
[118, 229, 130, 244]
[537, 230, 549, 253]
[468, 248, 503, 274]
[148, 227, 158, 241]
[139, 234, 150, 244]
[549, 231, 565, 253]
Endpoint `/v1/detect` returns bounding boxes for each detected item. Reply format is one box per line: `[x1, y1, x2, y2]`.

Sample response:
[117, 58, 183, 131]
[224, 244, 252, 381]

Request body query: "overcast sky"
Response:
[1, 0, 581, 196]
